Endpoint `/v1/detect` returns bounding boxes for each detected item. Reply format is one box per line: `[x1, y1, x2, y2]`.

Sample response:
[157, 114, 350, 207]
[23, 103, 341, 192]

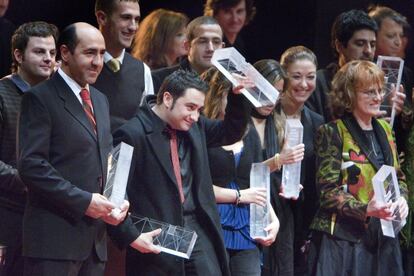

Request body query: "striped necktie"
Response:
[80, 88, 97, 134]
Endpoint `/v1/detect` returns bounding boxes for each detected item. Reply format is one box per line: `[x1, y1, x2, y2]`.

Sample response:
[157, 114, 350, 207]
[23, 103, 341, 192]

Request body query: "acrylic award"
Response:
[104, 142, 133, 211]
[211, 47, 279, 107]
[249, 163, 270, 238]
[372, 165, 406, 238]
[376, 56, 404, 127]
[0, 245, 5, 275]
[129, 214, 197, 259]
[281, 119, 303, 198]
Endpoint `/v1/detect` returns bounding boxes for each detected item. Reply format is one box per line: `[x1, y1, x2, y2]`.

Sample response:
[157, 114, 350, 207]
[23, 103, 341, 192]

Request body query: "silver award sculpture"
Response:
[211, 47, 279, 107]
[249, 163, 270, 238]
[376, 56, 404, 127]
[130, 214, 197, 259]
[281, 119, 303, 198]
[0, 245, 5, 276]
[104, 142, 134, 213]
[372, 165, 406, 238]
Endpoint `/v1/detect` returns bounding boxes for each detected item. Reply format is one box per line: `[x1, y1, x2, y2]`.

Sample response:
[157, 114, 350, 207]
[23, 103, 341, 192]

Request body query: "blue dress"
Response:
[217, 150, 257, 250]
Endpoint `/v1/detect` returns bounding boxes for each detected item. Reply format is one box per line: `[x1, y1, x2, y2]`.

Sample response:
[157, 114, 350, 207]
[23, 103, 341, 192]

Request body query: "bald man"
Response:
[18, 22, 129, 276]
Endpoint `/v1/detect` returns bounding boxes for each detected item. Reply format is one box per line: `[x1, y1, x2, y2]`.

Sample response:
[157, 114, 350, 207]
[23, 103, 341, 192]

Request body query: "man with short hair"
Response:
[18, 22, 129, 276]
[112, 70, 250, 275]
[369, 6, 413, 154]
[306, 9, 378, 122]
[94, 0, 154, 132]
[0, 21, 57, 276]
[152, 16, 224, 94]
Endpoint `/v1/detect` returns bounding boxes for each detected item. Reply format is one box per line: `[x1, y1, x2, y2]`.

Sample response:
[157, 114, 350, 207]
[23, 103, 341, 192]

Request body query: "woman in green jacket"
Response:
[308, 60, 409, 275]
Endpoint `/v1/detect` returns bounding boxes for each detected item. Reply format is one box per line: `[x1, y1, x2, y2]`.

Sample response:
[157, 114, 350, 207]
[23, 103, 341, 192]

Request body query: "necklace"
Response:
[364, 130, 379, 157]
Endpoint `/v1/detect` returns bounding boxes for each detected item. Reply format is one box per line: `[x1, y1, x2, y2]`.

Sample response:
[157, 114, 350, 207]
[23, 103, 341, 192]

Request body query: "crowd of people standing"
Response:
[1, 0, 414, 276]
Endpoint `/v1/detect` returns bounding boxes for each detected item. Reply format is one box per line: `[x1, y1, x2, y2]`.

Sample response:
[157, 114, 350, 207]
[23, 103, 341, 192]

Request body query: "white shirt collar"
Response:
[104, 49, 125, 64]
[57, 68, 89, 103]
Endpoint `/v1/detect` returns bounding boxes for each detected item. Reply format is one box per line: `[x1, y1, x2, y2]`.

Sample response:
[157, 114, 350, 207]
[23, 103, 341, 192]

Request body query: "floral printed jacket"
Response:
[310, 114, 407, 242]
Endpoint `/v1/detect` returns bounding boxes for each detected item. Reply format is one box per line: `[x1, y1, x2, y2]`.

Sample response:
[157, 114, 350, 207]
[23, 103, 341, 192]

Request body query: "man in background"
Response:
[0, 21, 58, 276]
[152, 16, 224, 94]
[95, 0, 154, 132]
[306, 9, 378, 122]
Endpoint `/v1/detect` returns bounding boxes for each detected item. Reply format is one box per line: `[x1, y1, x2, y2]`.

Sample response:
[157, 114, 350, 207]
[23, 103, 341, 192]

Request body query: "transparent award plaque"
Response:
[130, 214, 197, 259]
[376, 56, 404, 127]
[0, 245, 6, 273]
[211, 47, 279, 108]
[249, 163, 270, 238]
[281, 119, 303, 198]
[372, 165, 406, 238]
[104, 142, 133, 208]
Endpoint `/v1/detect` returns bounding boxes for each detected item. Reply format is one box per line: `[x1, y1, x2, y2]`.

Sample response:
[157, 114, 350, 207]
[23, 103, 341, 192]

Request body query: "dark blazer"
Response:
[94, 53, 146, 132]
[18, 72, 113, 261]
[305, 63, 338, 122]
[151, 57, 194, 95]
[111, 93, 249, 276]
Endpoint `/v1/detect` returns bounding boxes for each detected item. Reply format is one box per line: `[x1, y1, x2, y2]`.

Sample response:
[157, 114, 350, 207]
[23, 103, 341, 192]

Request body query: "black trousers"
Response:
[0, 207, 24, 276]
[183, 214, 222, 276]
[227, 247, 261, 276]
[23, 249, 105, 276]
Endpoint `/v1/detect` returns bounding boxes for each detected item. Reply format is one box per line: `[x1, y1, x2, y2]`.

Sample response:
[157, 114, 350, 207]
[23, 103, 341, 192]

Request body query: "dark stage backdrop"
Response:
[4, 0, 414, 70]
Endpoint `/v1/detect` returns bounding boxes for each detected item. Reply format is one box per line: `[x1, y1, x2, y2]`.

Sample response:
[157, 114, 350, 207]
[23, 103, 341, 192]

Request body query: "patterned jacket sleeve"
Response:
[315, 123, 368, 222]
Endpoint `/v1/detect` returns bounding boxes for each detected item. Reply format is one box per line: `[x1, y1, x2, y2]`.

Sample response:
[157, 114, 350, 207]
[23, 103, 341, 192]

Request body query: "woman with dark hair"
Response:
[203, 68, 280, 276]
[204, 0, 256, 57]
[254, 48, 324, 276]
[308, 60, 408, 275]
[132, 9, 189, 69]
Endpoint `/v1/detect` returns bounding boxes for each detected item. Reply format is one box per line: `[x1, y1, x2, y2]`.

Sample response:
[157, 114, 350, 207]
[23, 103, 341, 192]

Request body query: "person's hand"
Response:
[130, 229, 162, 254]
[101, 200, 130, 225]
[395, 197, 409, 221]
[366, 197, 394, 220]
[279, 141, 305, 166]
[391, 84, 405, 115]
[231, 74, 255, 95]
[85, 193, 115, 219]
[375, 84, 405, 120]
[279, 184, 303, 200]
[255, 215, 279, 246]
[240, 187, 267, 206]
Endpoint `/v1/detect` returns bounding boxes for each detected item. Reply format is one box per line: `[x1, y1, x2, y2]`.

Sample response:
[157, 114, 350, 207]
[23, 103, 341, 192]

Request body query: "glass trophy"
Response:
[372, 165, 406, 238]
[104, 142, 134, 211]
[211, 47, 279, 108]
[376, 56, 404, 127]
[281, 119, 303, 198]
[129, 214, 197, 259]
[249, 163, 270, 238]
[0, 245, 5, 276]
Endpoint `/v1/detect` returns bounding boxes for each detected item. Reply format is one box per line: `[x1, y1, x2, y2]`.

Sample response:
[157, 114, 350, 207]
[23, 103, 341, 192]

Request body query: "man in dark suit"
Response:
[18, 22, 129, 276]
[94, 0, 154, 133]
[111, 70, 250, 275]
[151, 16, 224, 94]
[306, 9, 379, 122]
[0, 21, 58, 276]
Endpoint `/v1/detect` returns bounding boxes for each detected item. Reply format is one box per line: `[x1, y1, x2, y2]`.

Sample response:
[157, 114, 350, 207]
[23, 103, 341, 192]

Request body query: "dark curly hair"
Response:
[204, 0, 256, 25]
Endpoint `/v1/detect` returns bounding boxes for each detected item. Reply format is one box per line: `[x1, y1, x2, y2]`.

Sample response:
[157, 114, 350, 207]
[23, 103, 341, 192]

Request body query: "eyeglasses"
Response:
[360, 89, 386, 99]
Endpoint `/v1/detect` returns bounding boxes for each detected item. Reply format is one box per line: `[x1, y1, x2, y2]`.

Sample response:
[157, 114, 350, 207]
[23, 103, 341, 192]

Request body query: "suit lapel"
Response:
[90, 88, 104, 142]
[54, 74, 97, 141]
[188, 126, 203, 195]
[147, 130, 178, 187]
